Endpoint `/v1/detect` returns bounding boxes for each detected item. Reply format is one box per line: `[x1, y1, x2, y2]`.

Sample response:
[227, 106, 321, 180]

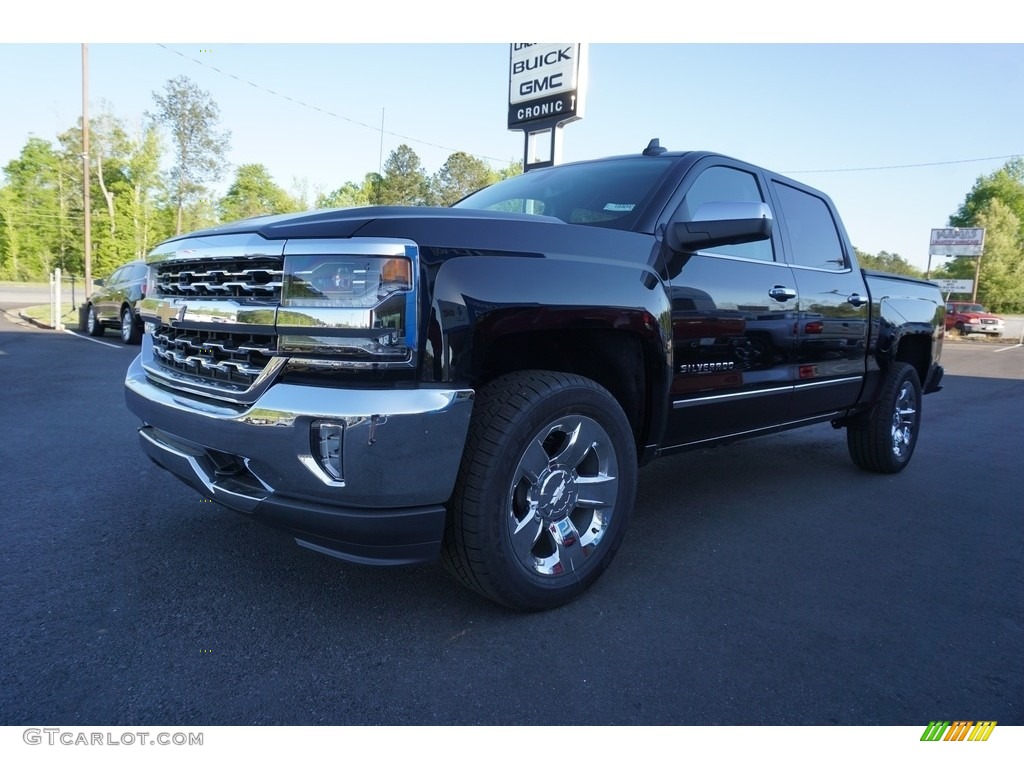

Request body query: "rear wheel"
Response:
[120, 305, 141, 344]
[442, 371, 638, 611]
[846, 362, 921, 473]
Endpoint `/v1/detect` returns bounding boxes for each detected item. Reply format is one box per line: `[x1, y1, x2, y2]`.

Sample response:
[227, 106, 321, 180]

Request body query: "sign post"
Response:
[930, 278, 974, 295]
[927, 227, 985, 300]
[508, 44, 587, 171]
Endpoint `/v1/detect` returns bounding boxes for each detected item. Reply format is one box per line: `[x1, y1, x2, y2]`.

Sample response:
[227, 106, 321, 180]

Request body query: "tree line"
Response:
[2, 75, 1021, 311]
[940, 158, 1024, 312]
[820, 159, 1024, 313]
[0, 75, 520, 282]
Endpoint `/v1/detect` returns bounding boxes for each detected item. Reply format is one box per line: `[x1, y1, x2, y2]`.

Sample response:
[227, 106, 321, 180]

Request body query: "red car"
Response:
[945, 301, 1005, 336]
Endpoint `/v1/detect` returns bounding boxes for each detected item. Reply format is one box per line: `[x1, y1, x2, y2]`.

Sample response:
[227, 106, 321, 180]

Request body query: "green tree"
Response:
[0, 137, 66, 280]
[219, 163, 302, 222]
[854, 248, 923, 277]
[432, 151, 499, 206]
[937, 200, 1024, 312]
[950, 158, 1024, 231]
[362, 172, 384, 205]
[59, 112, 134, 275]
[57, 112, 170, 276]
[122, 122, 168, 259]
[316, 180, 370, 209]
[376, 145, 430, 206]
[942, 157, 1024, 311]
[498, 159, 523, 180]
[0, 185, 24, 280]
[149, 76, 231, 235]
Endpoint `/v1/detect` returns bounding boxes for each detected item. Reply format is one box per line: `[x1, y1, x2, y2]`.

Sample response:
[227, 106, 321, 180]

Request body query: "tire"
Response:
[442, 370, 638, 611]
[120, 305, 142, 344]
[846, 362, 921, 474]
[86, 304, 104, 337]
[956, 322, 969, 336]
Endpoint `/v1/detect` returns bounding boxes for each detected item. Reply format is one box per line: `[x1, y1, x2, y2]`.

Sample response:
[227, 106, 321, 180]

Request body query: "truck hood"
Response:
[159, 206, 565, 243]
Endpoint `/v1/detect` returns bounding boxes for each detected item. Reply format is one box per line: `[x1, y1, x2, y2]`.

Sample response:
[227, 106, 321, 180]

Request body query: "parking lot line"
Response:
[62, 328, 122, 349]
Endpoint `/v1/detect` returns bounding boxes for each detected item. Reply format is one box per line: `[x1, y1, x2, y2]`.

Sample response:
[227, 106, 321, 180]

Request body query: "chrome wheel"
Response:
[507, 415, 619, 577]
[847, 361, 921, 474]
[120, 308, 133, 343]
[119, 306, 141, 344]
[890, 381, 917, 460]
[442, 370, 637, 610]
[86, 305, 104, 337]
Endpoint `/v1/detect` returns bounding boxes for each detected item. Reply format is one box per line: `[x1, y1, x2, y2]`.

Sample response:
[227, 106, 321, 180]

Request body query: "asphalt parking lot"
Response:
[1, 304, 1021, 728]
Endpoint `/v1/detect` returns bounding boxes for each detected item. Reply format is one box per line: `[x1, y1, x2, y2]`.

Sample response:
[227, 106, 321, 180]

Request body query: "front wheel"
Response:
[846, 362, 921, 473]
[442, 371, 638, 611]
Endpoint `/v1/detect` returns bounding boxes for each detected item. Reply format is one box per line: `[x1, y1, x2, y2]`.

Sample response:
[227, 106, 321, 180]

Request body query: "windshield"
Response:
[956, 304, 987, 313]
[454, 157, 676, 231]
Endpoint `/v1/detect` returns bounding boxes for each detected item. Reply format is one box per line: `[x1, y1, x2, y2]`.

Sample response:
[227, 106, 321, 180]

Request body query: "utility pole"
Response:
[378, 107, 384, 176]
[82, 43, 92, 294]
[971, 252, 983, 303]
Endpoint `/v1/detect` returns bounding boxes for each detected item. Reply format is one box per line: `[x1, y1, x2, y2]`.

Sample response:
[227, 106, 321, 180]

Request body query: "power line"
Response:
[785, 155, 1022, 174]
[155, 44, 512, 166]
[151, 46, 1022, 175]
[2, 209, 86, 222]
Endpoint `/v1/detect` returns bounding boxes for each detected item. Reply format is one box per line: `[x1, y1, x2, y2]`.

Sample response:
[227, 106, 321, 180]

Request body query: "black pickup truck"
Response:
[125, 141, 944, 610]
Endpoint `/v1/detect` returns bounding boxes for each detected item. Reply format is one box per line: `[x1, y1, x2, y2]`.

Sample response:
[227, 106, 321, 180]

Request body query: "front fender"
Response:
[425, 253, 673, 458]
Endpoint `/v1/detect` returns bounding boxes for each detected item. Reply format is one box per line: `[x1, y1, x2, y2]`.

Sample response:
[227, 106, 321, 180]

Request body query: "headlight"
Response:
[278, 240, 419, 369]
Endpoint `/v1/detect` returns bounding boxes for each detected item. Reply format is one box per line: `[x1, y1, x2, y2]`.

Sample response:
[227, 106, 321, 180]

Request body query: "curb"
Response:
[0, 308, 47, 329]
[4, 304, 77, 331]
[16, 310, 56, 330]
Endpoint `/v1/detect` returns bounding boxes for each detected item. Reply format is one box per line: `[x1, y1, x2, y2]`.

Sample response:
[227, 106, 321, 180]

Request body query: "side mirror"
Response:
[668, 201, 773, 253]
[94, 278, 106, 287]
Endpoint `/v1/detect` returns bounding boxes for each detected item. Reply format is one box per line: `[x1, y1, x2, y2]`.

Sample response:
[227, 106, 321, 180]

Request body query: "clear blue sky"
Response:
[1, 5, 1021, 271]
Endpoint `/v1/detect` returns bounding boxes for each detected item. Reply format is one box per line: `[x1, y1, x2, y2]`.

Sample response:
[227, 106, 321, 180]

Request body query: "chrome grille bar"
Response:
[155, 260, 284, 300]
[150, 326, 277, 390]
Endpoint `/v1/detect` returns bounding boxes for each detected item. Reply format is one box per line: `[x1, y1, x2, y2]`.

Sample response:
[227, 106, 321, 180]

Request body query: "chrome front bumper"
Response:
[964, 323, 1004, 335]
[124, 352, 474, 565]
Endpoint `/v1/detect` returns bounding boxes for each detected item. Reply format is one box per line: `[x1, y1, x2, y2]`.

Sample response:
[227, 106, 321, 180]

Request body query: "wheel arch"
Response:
[893, 332, 932, 386]
[470, 323, 661, 458]
[427, 254, 674, 463]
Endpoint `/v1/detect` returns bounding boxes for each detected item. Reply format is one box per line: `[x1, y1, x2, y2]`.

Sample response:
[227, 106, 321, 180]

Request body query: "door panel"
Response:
[664, 253, 798, 446]
[660, 161, 799, 448]
[769, 179, 869, 419]
[789, 266, 869, 417]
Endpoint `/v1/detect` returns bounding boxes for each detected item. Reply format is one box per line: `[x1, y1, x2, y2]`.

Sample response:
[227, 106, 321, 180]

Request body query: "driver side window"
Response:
[680, 166, 775, 262]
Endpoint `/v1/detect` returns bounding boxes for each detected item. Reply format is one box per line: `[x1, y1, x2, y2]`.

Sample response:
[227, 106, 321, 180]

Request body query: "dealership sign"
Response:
[931, 279, 974, 294]
[929, 228, 985, 256]
[508, 44, 587, 129]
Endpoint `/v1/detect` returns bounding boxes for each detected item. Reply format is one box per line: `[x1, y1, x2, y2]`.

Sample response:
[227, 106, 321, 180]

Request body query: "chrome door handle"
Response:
[768, 285, 797, 302]
[847, 293, 869, 307]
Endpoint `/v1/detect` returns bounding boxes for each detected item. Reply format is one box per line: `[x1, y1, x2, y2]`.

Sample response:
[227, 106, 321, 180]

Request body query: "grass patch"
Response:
[20, 303, 79, 328]
[944, 332, 1012, 344]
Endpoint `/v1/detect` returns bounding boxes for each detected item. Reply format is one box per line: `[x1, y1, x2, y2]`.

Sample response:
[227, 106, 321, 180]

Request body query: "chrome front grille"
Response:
[155, 258, 283, 300]
[151, 327, 277, 390]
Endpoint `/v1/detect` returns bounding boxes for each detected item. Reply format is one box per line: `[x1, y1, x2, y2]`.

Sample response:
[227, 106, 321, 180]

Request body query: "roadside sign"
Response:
[932, 279, 974, 294]
[507, 44, 587, 130]
[929, 228, 985, 256]
[507, 44, 589, 172]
